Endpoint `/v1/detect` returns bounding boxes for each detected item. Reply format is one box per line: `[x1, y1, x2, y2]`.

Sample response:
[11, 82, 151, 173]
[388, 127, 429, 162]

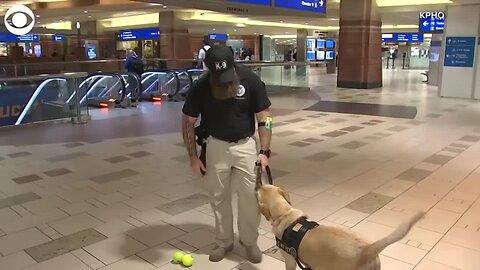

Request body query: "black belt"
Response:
[214, 136, 251, 143]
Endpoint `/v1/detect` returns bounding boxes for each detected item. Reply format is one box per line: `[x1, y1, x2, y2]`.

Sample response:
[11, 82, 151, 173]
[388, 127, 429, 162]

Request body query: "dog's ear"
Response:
[259, 203, 271, 221]
[278, 188, 291, 205]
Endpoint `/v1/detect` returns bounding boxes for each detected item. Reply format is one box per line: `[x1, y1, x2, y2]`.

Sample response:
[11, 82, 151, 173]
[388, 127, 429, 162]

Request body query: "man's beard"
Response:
[210, 73, 240, 100]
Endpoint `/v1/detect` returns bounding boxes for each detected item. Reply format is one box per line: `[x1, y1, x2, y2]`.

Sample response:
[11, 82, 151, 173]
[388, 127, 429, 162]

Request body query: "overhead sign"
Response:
[229, 0, 272, 5]
[209, 34, 228, 41]
[0, 32, 39, 42]
[119, 28, 160, 41]
[53, 35, 65, 42]
[444, 37, 476, 68]
[275, 0, 326, 14]
[419, 11, 445, 33]
[16, 34, 39, 42]
[382, 33, 424, 43]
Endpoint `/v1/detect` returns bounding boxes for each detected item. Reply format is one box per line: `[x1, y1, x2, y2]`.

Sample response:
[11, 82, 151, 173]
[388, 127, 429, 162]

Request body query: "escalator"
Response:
[119, 72, 141, 106]
[140, 69, 205, 102]
[140, 71, 178, 102]
[0, 76, 84, 126]
[80, 73, 126, 108]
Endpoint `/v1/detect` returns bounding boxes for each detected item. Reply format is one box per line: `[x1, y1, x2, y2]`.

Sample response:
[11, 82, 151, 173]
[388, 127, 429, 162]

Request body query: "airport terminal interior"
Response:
[1, 0, 480, 269]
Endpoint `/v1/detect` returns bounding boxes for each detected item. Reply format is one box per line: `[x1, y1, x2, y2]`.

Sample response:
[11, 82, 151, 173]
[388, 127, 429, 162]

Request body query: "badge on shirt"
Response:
[237, 85, 246, 97]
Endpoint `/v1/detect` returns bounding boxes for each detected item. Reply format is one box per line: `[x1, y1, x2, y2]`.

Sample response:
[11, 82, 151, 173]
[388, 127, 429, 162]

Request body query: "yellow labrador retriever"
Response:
[257, 185, 424, 270]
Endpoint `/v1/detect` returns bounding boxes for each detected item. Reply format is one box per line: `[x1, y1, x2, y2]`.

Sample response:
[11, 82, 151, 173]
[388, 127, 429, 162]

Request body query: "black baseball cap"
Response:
[204, 45, 235, 84]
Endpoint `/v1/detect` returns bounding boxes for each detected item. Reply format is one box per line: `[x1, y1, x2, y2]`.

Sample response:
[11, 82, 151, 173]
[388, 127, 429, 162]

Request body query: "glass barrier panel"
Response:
[0, 73, 88, 127]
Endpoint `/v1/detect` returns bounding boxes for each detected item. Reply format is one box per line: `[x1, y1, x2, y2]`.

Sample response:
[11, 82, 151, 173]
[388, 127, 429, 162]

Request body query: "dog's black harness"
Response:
[256, 165, 318, 270]
[276, 217, 319, 270]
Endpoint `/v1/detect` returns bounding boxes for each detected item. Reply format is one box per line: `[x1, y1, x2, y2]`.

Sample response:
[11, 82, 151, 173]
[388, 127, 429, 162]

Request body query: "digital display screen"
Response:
[53, 35, 65, 42]
[307, 51, 316, 61]
[382, 33, 424, 43]
[317, 39, 325, 48]
[229, 0, 272, 6]
[87, 44, 97, 60]
[119, 28, 160, 41]
[326, 51, 335, 60]
[316, 51, 325, 60]
[34, 45, 41, 57]
[307, 39, 316, 50]
[275, 0, 326, 14]
[209, 34, 228, 41]
[326, 39, 335, 48]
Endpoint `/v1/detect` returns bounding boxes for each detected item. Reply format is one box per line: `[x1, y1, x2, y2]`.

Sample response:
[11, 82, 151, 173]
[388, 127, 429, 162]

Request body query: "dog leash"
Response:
[255, 162, 273, 190]
[255, 163, 313, 270]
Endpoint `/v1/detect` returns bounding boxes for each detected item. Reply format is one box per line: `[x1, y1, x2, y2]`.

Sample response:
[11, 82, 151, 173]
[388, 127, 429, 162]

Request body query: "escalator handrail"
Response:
[173, 71, 192, 96]
[140, 71, 178, 95]
[15, 78, 68, 125]
[118, 72, 142, 100]
[66, 74, 106, 103]
[82, 72, 126, 103]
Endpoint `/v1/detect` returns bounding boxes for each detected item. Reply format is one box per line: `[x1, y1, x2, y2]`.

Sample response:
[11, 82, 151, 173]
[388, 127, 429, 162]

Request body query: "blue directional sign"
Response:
[53, 35, 65, 42]
[229, 0, 272, 6]
[444, 37, 476, 67]
[382, 33, 424, 43]
[119, 28, 160, 41]
[419, 11, 445, 33]
[16, 34, 39, 42]
[0, 32, 39, 42]
[275, 0, 326, 14]
[209, 34, 228, 41]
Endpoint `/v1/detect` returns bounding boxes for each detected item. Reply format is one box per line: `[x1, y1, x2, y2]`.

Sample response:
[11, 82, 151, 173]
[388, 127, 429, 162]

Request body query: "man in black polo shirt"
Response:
[182, 45, 272, 264]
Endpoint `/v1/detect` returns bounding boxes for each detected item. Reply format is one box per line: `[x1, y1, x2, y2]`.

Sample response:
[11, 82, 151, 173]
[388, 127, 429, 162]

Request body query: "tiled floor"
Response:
[0, 69, 480, 269]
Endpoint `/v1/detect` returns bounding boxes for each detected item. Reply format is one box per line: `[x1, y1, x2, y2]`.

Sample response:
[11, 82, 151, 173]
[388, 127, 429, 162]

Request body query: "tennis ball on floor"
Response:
[173, 251, 185, 263]
[182, 254, 194, 267]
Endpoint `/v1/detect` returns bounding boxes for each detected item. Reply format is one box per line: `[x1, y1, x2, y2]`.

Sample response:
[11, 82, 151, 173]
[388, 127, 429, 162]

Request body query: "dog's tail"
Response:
[361, 211, 425, 261]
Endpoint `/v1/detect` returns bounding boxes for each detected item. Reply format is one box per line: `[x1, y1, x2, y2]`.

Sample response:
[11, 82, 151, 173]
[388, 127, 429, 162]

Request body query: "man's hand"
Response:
[190, 156, 206, 176]
[257, 154, 270, 169]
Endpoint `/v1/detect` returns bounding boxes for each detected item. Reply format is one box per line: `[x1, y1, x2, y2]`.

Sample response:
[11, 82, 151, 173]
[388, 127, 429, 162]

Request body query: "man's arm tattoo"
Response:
[182, 114, 198, 157]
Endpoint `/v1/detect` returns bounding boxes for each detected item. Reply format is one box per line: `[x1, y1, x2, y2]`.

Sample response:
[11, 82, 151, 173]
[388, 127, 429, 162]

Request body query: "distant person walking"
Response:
[125, 49, 144, 77]
[197, 38, 211, 70]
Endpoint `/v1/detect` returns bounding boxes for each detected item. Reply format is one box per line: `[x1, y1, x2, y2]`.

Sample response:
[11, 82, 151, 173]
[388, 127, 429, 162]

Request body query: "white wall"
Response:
[439, 5, 480, 99]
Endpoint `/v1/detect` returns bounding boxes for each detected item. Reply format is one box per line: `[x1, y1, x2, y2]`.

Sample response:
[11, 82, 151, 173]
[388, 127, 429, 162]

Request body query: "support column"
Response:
[439, 4, 480, 99]
[337, 0, 382, 89]
[159, 11, 192, 69]
[296, 29, 307, 62]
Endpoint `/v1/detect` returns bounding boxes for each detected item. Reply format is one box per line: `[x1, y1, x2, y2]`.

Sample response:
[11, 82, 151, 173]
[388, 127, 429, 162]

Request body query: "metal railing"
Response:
[0, 72, 89, 128]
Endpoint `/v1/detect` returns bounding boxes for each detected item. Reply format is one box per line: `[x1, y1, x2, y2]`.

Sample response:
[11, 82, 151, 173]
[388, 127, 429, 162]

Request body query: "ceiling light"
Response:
[213, 28, 216, 30]
[163, 6, 167, 8]
[83, 11, 88, 13]
[36, 15, 40, 18]
[280, 21, 284, 23]
[234, 29, 237, 32]
[236, 23, 246, 27]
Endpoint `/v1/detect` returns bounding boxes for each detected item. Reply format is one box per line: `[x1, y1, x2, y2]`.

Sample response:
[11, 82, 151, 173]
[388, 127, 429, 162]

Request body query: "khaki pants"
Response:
[204, 136, 260, 248]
